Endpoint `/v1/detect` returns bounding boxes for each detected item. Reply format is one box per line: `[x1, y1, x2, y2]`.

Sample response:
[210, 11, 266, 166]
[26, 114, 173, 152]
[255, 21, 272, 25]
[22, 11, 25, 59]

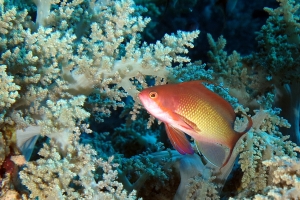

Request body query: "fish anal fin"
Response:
[195, 140, 231, 168]
[165, 123, 194, 155]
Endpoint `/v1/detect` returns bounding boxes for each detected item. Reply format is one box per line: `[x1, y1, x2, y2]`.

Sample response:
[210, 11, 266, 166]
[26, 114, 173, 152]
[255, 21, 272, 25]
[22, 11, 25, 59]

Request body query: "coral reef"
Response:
[1, 0, 300, 199]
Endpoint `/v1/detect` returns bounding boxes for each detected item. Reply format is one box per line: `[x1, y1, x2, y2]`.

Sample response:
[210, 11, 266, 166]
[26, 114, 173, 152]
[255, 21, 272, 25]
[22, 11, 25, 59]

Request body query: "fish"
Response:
[138, 80, 252, 167]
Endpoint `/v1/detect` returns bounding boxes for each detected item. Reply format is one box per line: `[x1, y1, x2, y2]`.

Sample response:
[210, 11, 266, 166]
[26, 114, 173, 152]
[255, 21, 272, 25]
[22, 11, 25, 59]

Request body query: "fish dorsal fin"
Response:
[195, 140, 230, 168]
[165, 123, 194, 155]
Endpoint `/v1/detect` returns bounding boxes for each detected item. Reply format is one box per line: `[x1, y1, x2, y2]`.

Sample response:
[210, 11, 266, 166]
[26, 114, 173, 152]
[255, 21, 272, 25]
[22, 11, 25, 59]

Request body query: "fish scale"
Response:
[177, 93, 233, 143]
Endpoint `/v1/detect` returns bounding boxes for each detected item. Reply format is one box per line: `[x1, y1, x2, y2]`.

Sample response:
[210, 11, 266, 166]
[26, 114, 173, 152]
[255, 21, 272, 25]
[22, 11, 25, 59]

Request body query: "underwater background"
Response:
[0, 0, 300, 199]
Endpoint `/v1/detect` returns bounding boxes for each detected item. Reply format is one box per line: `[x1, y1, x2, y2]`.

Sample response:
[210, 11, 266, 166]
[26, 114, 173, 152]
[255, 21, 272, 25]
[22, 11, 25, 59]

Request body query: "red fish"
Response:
[138, 81, 252, 167]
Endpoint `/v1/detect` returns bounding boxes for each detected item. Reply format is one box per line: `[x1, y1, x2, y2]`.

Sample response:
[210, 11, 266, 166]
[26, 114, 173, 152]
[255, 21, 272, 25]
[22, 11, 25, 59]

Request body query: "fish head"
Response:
[138, 85, 177, 123]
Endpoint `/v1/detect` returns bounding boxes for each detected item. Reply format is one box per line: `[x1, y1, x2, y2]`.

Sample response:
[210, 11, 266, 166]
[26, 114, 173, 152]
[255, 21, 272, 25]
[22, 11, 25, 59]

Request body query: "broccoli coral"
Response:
[244, 0, 300, 144]
[0, 0, 199, 198]
[1, 0, 300, 199]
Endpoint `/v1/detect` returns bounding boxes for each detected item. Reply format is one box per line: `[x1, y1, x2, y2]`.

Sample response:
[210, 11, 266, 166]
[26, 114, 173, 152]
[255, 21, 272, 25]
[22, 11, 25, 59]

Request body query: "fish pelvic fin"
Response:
[165, 123, 194, 155]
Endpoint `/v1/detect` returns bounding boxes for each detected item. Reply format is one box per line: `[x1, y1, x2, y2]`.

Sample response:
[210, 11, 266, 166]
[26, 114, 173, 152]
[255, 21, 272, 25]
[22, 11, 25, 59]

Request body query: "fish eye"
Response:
[149, 91, 157, 99]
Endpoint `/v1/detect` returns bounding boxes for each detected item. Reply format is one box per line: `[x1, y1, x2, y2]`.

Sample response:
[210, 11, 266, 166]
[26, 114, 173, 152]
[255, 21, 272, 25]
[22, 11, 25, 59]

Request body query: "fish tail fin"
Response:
[221, 114, 253, 167]
[238, 114, 253, 135]
[231, 114, 252, 146]
[195, 115, 252, 168]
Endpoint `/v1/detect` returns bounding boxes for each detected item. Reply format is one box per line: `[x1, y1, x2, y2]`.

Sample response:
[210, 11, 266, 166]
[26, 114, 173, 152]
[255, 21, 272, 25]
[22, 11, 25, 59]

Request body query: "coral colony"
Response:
[0, 0, 300, 199]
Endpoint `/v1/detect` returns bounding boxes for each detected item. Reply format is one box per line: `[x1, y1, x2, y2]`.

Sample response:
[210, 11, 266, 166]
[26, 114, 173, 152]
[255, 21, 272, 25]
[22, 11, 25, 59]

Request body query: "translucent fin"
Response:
[165, 123, 194, 155]
[195, 140, 230, 168]
[177, 114, 201, 133]
[16, 126, 41, 161]
[19, 135, 39, 161]
[171, 111, 198, 131]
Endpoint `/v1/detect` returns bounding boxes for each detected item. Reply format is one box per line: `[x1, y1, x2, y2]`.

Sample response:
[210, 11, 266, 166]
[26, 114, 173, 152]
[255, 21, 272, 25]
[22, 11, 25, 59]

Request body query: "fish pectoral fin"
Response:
[174, 112, 201, 133]
[165, 123, 194, 155]
[195, 140, 231, 168]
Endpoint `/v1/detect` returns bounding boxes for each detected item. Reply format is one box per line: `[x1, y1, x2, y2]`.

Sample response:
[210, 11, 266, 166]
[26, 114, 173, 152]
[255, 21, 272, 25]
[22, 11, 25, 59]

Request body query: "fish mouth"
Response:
[138, 92, 161, 115]
[138, 91, 150, 105]
[138, 94, 172, 123]
[138, 92, 145, 104]
[138, 96, 152, 110]
[137, 91, 143, 100]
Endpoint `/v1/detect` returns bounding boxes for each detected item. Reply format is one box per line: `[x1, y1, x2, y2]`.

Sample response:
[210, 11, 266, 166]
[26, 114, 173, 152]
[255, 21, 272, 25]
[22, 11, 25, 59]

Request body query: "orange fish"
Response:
[138, 80, 252, 167]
